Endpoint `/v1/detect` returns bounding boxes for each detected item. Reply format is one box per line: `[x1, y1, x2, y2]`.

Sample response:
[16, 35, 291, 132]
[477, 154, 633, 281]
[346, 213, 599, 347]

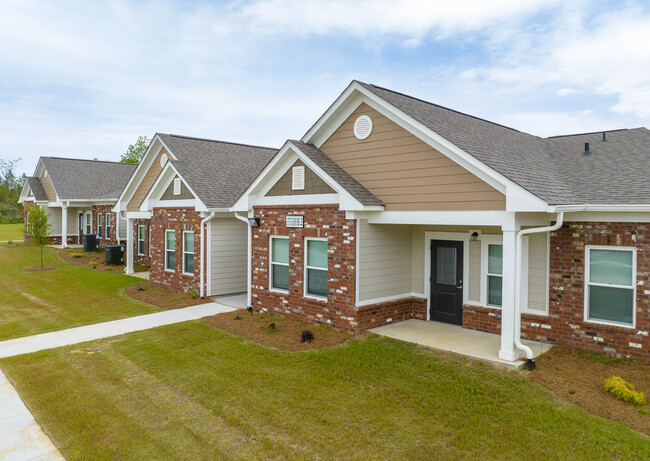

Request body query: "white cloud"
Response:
[557, 88, 581, 96]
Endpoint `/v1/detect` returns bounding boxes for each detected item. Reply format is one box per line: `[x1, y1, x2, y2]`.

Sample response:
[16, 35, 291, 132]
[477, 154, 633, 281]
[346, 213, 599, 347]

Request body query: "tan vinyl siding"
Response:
[119, 213, 127, 240]
[127, 148, 168, 211]
[358, 220, 413, 302]
[266, 160, 335, 196]
[45, 206, 62, 234]
[527, 232, 548, 312]
[468, 240, 481, 302]
[320, 103, 505, 211]
[41, 173, 57, 201]
[210, 218, 248, 296]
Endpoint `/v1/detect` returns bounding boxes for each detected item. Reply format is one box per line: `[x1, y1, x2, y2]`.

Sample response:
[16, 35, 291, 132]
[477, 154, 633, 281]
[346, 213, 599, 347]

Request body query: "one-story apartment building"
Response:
[113, 134, 276, 297]
[228, 81, 650, 365]
[19, 157, 136, 247]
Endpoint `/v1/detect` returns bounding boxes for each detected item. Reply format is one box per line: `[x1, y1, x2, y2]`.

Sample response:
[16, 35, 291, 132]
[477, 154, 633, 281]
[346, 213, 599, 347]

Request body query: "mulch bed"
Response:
[531, 345, 650, 435]
[202, 309, 353, 351]
[24, 266, 55, 272]
[58, 248, 148, 273]
[125, 283, 211, 310]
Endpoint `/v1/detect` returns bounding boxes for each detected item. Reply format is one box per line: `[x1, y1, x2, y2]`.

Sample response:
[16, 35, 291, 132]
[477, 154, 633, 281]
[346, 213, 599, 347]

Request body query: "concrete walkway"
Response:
[370, 319, 552, 370]
[128, 270, 150, 281]
[0, 302, 237, 359]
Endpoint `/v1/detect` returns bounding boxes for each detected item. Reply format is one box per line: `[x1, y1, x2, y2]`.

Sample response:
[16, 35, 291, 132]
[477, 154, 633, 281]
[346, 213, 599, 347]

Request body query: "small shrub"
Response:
[88, 260, 96, 266]
[234, 315, 242, 320]
[265, 323, 278, 335]
[301, 330, 315, 343]
[137, 287, 145, 292]
[604, 376, 646, 406]
[190, 287, 198, 299]
[71, 253, 84, 258]
[639, 407, 649, 416]
[105, 265, 113, 270]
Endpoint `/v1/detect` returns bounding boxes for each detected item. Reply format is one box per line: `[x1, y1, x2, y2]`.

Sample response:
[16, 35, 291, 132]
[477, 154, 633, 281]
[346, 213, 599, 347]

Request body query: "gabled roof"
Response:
[289, 141, 382, 206]
[25, 177, 48, 201]
[40, 157, 137, 201]
[355, 82, 650, 206]
[157, 134, 277, 209]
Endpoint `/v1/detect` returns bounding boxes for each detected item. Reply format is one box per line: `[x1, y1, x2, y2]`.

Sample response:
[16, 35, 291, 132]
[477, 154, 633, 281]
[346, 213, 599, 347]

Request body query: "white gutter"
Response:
[514, 212, 564, 369]
[234, 212, 252, 308]
[200, 212, 216, 299]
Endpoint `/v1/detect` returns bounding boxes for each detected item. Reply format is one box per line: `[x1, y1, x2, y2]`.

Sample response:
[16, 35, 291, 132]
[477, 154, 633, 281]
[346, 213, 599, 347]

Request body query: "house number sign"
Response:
[286, 215, 304, 228]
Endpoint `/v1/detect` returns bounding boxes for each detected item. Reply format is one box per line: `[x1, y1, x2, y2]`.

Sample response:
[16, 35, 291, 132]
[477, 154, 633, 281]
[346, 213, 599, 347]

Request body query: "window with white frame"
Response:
[586, 246, 635, 327]
[305, 238, 327, 298]
[183, 231, 194, 275]
[270, 236, 289, 291]
[138, 226, 145, 255]
[486, 243, 503, 307]
[105, 213, 111, 239]
[86, 213, 91, 234]
[165, 230, 175, 271]
[97, 213, 103, 237]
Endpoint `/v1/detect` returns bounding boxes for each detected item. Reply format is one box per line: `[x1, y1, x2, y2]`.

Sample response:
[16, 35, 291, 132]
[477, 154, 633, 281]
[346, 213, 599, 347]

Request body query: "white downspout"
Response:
[514, 212, 564, 369]
[234, 212, 252, 308]
[115, 210, 120, 244]
[200, 212, 216, 299]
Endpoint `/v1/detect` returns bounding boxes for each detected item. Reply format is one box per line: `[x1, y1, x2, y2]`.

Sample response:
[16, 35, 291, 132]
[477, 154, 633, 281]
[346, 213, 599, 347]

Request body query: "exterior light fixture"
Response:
[247, 217, 260, 227]
[470, 231, 480, 241]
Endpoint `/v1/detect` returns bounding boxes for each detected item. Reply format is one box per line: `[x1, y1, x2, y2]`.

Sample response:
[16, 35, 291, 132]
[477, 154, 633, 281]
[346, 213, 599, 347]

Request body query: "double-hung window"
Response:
[305, 238, 328, 299]
[97, 213, 103, 238]
[86, 213, 91, 234]
[270, 236, 289, 291]
[165, 230, 175, 271]
[138, 226, 145, 255]
[586, 246, 635, 327]
[183, 231, 194, 275]
[486, 244, 503, 307]
[105, 213, 111, 239]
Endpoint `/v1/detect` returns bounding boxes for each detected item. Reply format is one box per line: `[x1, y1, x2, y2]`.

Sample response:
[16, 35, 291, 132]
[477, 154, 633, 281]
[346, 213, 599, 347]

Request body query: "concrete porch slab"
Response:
[213, 293, 248, 309]
[128, 271, 150, 280]
[369, 319, 552, 370]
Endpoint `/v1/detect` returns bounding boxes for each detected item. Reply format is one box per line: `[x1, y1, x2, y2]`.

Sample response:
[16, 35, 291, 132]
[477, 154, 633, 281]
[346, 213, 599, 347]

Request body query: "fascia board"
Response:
[140, 162, 205, 212]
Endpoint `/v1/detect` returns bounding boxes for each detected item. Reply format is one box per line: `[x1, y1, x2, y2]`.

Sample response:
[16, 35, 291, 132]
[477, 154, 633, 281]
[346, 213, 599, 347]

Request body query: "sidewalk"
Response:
[0, 302, 237, 359]
[0, 301, 238, 460]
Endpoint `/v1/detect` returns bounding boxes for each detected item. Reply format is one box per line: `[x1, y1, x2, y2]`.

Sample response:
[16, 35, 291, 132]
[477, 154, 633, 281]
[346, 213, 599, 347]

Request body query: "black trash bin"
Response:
[84, 234, 97, 252]
[105, 245, 124, 265]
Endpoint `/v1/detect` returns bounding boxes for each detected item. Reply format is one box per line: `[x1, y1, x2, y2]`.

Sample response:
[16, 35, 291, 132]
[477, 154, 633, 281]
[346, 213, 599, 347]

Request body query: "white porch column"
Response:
[125, 217, 134, 274]
[499, 225, 519, 361]
[61, 205, 68, 249]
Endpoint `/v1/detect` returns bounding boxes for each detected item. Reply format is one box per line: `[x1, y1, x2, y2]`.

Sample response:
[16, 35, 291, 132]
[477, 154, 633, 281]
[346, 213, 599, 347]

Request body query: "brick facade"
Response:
[92, 205, 119, 247]
[132, 218, 152, 266]
[463, 222, 650, 364]
[251, 205, 427, 332]
[148, 208, 202, 295]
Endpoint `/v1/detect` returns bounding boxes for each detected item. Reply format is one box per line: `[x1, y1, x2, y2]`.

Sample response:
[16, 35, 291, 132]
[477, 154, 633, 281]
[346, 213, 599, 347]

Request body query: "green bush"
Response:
[604, 376, 646, 406]
[70, 253, 84, 258]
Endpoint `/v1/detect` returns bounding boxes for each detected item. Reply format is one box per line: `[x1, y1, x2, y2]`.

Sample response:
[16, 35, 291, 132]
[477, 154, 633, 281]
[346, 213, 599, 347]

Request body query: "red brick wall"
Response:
[132, 218, 152, 266]
[92, 205, 118, 247]
[357, 297, 427, 330]
[464, 222, 650, 364]
[148, 208, 202, 295]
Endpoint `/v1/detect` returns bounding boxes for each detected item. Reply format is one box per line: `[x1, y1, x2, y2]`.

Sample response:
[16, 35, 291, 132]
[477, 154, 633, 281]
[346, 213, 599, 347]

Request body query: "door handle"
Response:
[456, 281, 463, 289]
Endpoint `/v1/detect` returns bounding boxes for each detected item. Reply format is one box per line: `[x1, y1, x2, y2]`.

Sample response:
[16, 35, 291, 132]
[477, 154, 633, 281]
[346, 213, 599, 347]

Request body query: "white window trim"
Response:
[269, 235, 289, 293]
[105, 213, 111, 239]
[304, 237, 328, 301]
[85, 212, 92, 235]
[165, 229, 175, 272]
[97, 213, 103, 237]
[292, 166, 305, 191]
[521, 233, 550, 316]
[584, 245, 636, 329]
[479, 235, 503, 309]
[137, 225, 146, 256]
[182, 231, 194, 275]
[148, 225, 152, 257]
[173, 177, 181, 196]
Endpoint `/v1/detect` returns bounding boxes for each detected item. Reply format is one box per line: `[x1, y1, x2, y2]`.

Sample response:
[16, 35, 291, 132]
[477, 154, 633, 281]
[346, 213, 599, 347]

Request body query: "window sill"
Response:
[584, 318, 635, 331]
[270, 288, 289, 295]
[304, 294, 327, 302]
[164, 269, 175, 273]
[181, 272, 194, 278]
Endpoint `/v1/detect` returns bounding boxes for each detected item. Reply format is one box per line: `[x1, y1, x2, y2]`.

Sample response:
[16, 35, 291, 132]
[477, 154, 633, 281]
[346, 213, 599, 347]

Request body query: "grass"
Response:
[2, 322, 649, 460]
[0, 222, 23, 241]
[0, 243, 159, 341]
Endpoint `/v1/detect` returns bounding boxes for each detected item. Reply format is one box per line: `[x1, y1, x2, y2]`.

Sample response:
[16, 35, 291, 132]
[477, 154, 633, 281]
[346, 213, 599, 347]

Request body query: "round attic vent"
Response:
[160, 153, 168, 167]
[353, 115, 373, 140]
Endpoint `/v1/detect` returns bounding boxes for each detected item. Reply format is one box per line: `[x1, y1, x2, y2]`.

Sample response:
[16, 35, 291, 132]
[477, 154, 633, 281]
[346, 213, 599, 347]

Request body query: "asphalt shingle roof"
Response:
[157, 134, 277, 208]
[289, 140, 383, 206]
[358, 82, 650, 205]
[25, 177, 48, 201]
[41, 157, 137, 201]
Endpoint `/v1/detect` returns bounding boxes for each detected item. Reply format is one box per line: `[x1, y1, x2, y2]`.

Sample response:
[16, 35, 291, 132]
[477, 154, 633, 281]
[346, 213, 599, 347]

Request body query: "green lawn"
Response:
[2, 322, 648, 460]
[0, 222, 23, 241]
[0, 244, 158, 340]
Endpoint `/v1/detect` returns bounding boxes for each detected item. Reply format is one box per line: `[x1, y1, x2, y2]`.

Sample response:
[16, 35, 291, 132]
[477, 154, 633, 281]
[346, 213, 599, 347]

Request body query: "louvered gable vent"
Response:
[292, 166, 305, 190]
[353, 115, 373, 140]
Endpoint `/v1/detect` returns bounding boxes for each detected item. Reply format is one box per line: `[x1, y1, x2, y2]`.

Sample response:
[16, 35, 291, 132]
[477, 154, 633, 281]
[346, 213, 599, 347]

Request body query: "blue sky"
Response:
[2, 0, 650, 176]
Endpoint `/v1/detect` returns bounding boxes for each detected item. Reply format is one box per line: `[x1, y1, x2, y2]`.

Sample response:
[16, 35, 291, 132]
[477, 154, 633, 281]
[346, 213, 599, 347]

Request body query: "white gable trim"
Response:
[141, 162, 205, 211]
[114, 135, 177, 212]
[302, 82, 547, 212]
[231, 141, 378, 212]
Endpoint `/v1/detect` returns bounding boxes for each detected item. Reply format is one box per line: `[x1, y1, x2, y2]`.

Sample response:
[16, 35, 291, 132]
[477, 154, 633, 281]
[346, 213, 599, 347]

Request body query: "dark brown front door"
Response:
[430, 240, 463, 325]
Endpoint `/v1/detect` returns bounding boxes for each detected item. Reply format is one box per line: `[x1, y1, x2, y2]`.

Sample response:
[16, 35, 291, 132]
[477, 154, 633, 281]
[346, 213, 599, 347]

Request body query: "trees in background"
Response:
[25, 203, 52, 268]
[120, 136, 149, 163]
[0, 158, 26, 223]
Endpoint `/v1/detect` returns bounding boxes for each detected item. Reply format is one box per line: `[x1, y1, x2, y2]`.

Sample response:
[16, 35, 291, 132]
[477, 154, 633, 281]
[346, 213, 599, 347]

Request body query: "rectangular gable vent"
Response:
[173, 177, 181, 195]
[292, 166, 305, 190]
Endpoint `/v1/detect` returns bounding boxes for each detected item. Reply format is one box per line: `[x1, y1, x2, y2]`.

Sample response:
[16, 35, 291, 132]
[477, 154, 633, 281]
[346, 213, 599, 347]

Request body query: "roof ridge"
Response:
[360, 81, 525, 134]
[545, 128, 630, 139]
[42, 156, 134, 166]
[164, 133, 277, 151]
